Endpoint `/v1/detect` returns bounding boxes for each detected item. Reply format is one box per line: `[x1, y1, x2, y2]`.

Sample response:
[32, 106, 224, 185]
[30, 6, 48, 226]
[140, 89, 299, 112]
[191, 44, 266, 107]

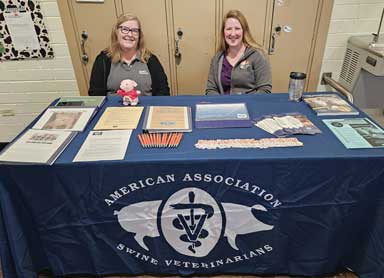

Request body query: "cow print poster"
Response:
[0, 0, 54, 61]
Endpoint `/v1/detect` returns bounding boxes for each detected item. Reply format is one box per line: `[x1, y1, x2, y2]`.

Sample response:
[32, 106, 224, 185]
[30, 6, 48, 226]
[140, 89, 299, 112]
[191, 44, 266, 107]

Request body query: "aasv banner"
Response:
[103, 172, 281, 272]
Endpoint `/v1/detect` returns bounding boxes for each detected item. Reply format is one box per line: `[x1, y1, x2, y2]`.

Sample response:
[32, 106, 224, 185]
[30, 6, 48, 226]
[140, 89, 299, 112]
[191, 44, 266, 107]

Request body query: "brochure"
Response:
[303, 94, 358, 116]
[254, 113, 321, 137]
[195, 103, 252, 128]
[32, 107, 96, 132]
[323, 118, 384, 148]
[93, 107, 144, 130]
[73, 130, 132, 162]
[55, 96, 106, 108]
[142, 106, 192, 133]
[0, 129, 76, 165]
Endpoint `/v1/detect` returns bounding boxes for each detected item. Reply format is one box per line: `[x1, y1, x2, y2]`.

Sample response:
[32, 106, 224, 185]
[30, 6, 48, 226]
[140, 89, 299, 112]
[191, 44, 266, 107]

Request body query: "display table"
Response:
[0, 94, 383, 278]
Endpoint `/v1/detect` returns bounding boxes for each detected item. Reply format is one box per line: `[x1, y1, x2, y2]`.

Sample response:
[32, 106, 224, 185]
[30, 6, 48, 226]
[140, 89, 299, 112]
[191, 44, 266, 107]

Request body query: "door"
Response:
[223, 0, 269, 47]
[171, 0, 217, 95]
[268, 0, 319, 92]
[121, 0, 171, 92]
[67, 1, 118, 85]
[171, 0, 269, 95]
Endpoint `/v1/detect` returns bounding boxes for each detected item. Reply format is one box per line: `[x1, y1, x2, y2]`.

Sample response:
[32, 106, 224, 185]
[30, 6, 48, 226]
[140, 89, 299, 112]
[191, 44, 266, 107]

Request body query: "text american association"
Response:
[104, 173, 282, 208]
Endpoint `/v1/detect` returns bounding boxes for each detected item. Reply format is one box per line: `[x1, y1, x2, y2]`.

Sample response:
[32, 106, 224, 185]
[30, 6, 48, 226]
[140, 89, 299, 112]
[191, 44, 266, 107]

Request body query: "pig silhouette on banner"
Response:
[114, 200, 162, 251]
[114, 187, 273, 257]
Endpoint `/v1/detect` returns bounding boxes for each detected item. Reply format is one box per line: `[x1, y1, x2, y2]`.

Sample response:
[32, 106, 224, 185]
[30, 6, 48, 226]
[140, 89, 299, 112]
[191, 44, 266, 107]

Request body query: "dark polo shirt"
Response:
[107, 56, 152, 96]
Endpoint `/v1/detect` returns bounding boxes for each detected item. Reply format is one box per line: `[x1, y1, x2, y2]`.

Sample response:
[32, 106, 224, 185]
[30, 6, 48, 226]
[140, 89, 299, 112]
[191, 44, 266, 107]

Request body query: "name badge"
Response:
[239, 60, 250, 70]
[139, 70, 149, 75]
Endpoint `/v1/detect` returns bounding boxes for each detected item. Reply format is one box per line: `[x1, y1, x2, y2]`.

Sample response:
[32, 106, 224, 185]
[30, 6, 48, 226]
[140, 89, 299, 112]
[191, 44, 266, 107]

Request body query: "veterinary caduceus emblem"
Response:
[171, 191, 214, 253]
[160, 187, 223, 257]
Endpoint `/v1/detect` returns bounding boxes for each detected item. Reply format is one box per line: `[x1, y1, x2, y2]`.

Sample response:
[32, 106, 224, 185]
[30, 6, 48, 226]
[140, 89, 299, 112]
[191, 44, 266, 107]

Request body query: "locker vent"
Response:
[340, 48, 360, 85]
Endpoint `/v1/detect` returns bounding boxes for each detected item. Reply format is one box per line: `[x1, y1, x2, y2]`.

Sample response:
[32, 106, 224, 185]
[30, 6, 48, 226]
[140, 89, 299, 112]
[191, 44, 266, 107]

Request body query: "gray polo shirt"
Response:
[107, 56, 152, 96]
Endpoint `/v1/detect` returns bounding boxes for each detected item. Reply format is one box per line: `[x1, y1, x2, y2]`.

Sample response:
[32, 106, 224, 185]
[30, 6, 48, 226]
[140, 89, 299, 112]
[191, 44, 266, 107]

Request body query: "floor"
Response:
[1, 108, 382, 278]
[0, 272, 360, 278]
[35, 273, 357, 278]
[0, 269, 359, 278]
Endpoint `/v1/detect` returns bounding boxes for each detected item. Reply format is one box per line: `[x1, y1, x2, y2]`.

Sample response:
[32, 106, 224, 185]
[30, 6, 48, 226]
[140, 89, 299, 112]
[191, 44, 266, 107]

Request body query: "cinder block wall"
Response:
[318, 0, 384, 90]
[0, 0, 78, 142]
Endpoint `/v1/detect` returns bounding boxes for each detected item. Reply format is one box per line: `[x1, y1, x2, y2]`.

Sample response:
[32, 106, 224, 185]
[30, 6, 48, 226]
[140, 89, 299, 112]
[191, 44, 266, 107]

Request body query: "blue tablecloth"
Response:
[0, 93, 383, 278]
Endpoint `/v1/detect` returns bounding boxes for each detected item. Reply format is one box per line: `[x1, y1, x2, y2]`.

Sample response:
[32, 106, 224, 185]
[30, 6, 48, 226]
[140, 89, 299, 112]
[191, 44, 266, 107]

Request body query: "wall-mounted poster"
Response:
[0, 0, 54, 61]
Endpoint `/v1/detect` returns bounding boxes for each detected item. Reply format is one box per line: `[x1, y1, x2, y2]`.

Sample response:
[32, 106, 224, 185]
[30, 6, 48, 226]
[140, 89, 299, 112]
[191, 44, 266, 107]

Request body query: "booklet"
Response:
[55, 96, 106, 108]
[303, 94, 358, 116]
[142, 106, 192, 133]
[32, 107, 96, 132]
[323, 118, 384, 148]
[195, 103, 252, 128]
[254, 113, 321, 137]
[0, 129, 76, 165]
[93, 107, 144, 130]
[73, 130, 132, 162]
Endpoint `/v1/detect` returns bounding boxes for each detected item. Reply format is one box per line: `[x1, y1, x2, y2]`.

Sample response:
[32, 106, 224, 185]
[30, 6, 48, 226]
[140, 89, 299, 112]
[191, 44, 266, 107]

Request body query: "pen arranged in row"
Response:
[138, 132, 183, 148]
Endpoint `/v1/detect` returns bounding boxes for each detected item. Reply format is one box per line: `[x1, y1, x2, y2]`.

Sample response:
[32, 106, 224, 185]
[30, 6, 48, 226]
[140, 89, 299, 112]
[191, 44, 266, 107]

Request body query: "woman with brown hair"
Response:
[206, 10, 272, 95]
[89, 14, 170, 96]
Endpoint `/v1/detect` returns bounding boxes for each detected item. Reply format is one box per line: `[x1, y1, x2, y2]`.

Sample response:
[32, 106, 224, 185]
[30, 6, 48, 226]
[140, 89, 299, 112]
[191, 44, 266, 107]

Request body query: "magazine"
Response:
[254, 113, 321, 137]
[55, 96, 106, 108]
[142, 106, 192, 133]
[195, 103, 252, 128]
[303, 94, 358, 116]
[0, 129, 76, 165]
[323, 118, 384, 148]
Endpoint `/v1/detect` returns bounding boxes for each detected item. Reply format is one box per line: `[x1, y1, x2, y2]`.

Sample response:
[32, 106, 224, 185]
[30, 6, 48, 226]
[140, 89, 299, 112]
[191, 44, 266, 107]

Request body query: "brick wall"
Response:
[0, 0, 78, 142]
[318, 0, 384, 90]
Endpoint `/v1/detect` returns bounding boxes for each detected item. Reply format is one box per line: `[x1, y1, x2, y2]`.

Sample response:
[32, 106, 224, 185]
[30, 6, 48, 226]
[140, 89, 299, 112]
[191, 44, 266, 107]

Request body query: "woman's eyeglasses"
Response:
[118, 26, 140, 35]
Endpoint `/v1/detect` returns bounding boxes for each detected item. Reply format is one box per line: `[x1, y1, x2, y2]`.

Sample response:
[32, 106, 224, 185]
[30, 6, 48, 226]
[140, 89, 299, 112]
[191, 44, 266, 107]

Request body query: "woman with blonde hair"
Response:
[89, 14, 170, 96]
[206, 10, 272, 95]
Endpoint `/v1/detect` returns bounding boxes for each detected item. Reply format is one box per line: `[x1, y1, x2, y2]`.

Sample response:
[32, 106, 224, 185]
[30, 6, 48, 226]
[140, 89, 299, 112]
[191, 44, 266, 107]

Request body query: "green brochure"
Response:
[323, 118, 384, 149]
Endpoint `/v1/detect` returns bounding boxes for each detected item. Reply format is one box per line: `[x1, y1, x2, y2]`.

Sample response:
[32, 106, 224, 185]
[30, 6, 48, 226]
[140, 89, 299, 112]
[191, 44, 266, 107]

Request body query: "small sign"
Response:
[4, 11, 40, 50]
[0, 110, 15, 117]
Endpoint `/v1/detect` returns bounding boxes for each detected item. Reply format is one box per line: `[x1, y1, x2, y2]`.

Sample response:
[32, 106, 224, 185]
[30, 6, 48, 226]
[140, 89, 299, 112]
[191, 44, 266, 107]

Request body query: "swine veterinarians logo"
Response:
[114, 187, 273, 257]
[160, 188, 222, 257]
